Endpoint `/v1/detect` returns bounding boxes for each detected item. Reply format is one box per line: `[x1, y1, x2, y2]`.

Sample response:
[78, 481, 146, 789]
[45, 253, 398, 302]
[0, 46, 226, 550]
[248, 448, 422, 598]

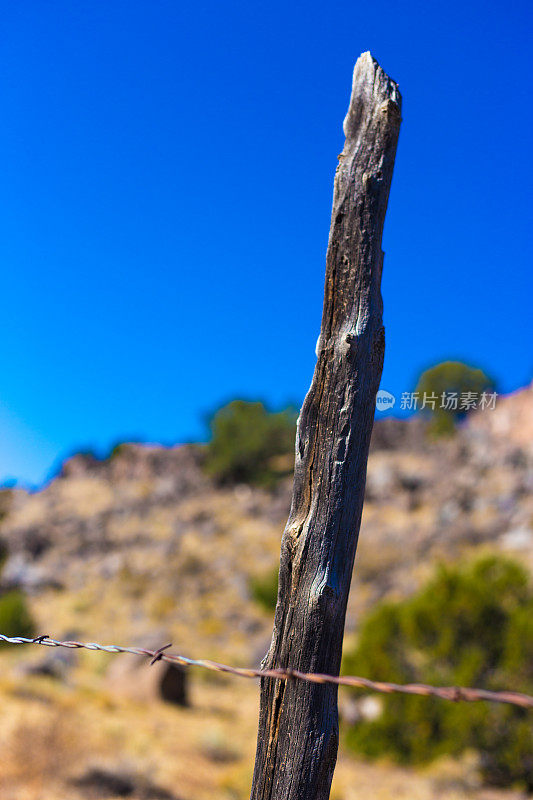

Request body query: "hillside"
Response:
[0, 385, 531, 800]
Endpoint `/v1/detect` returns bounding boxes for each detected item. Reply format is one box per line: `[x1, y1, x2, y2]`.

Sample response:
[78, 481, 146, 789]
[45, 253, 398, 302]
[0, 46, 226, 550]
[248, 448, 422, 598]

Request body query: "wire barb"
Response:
[1, 632, 531, 709]
[149, 643, 172, 666]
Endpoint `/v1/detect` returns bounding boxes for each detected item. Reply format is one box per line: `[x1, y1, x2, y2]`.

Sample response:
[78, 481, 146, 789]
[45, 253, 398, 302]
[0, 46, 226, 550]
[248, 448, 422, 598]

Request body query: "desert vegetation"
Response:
[415, 361, 495, 436]
[342, 555, 533, 790]
[203, 399, 297, 487]
[0, 384, 531, 798]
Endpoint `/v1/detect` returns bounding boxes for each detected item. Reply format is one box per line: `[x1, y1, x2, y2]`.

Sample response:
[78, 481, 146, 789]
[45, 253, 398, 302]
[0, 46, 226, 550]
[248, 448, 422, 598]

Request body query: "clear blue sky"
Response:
[1, 1, 532, 487]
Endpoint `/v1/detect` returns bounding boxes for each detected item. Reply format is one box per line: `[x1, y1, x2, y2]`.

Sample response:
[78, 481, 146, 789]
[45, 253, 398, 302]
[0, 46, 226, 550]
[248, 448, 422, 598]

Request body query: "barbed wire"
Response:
[1, 632, 531, 709]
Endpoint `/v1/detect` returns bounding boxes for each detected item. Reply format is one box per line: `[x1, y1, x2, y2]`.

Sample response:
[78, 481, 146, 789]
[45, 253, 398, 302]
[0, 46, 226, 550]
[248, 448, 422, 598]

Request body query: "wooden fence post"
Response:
[250, 52, 402, 800]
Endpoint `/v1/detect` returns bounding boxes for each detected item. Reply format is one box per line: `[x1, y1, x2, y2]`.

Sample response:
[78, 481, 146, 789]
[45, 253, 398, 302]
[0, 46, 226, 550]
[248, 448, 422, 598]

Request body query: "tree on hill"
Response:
[415, 360, 495, 436]
[204, 400, 297, 487]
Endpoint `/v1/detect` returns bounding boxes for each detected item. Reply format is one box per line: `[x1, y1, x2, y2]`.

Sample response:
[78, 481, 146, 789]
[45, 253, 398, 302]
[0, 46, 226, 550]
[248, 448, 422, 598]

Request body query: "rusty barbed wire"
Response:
[1, 632, 532, 709]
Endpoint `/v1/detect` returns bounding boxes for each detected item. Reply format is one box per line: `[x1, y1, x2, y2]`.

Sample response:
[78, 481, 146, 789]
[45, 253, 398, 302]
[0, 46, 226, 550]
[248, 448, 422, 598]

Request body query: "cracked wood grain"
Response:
[250, 53, 402, 800]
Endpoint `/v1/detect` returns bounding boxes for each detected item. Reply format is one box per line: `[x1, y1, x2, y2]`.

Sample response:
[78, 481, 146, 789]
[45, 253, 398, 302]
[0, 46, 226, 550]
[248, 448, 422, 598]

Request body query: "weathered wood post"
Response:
[250, 53, 402, 800]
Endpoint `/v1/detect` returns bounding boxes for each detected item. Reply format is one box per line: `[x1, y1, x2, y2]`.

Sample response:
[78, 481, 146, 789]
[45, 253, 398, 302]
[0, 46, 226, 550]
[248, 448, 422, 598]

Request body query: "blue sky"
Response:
[1, 1, 532, 486]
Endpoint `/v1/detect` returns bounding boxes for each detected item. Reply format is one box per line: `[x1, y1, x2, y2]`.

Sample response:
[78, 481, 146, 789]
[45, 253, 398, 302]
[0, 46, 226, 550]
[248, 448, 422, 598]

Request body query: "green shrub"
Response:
[342, 556, 533, 790]
[414, 361, 495, 436]
[204, 400, 297, 487]
[250, 567, 279, 612]
[0, 590, 36, 642]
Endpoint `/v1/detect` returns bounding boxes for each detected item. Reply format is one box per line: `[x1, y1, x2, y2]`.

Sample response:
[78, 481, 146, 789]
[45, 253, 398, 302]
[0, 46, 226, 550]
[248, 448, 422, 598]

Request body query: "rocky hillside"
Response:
[1, 385, 531, 659]
[0, 385, 531, 800]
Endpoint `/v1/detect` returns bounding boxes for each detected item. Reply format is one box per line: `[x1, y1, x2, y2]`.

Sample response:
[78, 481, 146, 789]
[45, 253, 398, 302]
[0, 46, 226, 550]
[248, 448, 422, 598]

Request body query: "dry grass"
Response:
[0, 416, 531, 799]
[0, 664, 525, 800]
